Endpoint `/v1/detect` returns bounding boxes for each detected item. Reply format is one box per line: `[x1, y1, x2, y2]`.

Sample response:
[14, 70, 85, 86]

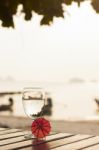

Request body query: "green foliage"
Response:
[0, 0, 99, 28]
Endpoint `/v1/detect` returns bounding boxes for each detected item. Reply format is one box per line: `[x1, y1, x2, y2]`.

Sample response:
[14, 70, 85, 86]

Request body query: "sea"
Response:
[0, 81, 99, 121]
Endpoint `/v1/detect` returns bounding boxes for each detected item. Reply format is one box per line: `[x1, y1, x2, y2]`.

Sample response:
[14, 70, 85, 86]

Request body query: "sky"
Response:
[0, 1, 99, 82]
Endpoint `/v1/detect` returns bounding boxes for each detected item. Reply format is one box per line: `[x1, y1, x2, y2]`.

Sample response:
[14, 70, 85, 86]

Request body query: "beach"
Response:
[1, 115, 99, 136]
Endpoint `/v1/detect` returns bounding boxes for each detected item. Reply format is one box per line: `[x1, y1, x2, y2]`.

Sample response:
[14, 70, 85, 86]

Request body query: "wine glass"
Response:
[22, 87, 46, 138]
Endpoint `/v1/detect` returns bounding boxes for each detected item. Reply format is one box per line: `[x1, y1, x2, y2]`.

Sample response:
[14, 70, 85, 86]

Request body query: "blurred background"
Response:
[0, 0, 99, 131]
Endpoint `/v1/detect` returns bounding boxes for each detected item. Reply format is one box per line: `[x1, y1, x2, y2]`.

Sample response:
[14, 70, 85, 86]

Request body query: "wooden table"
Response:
[0, 127, 99, 150]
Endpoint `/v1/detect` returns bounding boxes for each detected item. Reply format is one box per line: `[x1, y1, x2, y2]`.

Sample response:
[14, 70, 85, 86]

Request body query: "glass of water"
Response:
[22, 87, 45, 138]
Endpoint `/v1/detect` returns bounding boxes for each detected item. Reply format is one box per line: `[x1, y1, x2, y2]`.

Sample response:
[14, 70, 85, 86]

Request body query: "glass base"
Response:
[23, 128, 34, 139]
[24, 134, 33, 139]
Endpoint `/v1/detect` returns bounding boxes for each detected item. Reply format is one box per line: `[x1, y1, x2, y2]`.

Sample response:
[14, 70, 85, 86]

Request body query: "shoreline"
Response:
[0, 115, 99, 135]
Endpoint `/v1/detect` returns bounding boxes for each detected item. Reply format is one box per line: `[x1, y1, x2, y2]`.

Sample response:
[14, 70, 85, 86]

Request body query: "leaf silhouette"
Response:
[91, 0, 99, 13]
[0, 0, 99, 28]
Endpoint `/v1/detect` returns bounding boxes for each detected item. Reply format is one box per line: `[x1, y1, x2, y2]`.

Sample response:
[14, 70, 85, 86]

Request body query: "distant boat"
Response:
[69, 77, 85, 84]
[0, 97, 13, 112]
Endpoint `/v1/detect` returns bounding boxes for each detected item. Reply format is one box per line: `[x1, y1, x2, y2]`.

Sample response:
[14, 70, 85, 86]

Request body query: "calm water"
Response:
[0, 81, 99, 121]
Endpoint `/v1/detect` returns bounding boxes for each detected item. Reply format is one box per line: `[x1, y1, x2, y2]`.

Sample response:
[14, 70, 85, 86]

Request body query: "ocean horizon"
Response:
[0, 81, 99, 121]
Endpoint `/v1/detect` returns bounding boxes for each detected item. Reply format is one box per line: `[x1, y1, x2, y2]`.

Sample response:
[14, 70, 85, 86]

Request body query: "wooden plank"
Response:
[50, 136, 99, 150]
[0, 129, 21, 135]
[0, 135, 25, 146]
[0, 131, 24, 140]
[0, 132, 57, 146]
[20, 134, 93, 150]
[0, 128, 9, 131]
[0, 133, 72, 150]
[83, 144, 99, 150]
